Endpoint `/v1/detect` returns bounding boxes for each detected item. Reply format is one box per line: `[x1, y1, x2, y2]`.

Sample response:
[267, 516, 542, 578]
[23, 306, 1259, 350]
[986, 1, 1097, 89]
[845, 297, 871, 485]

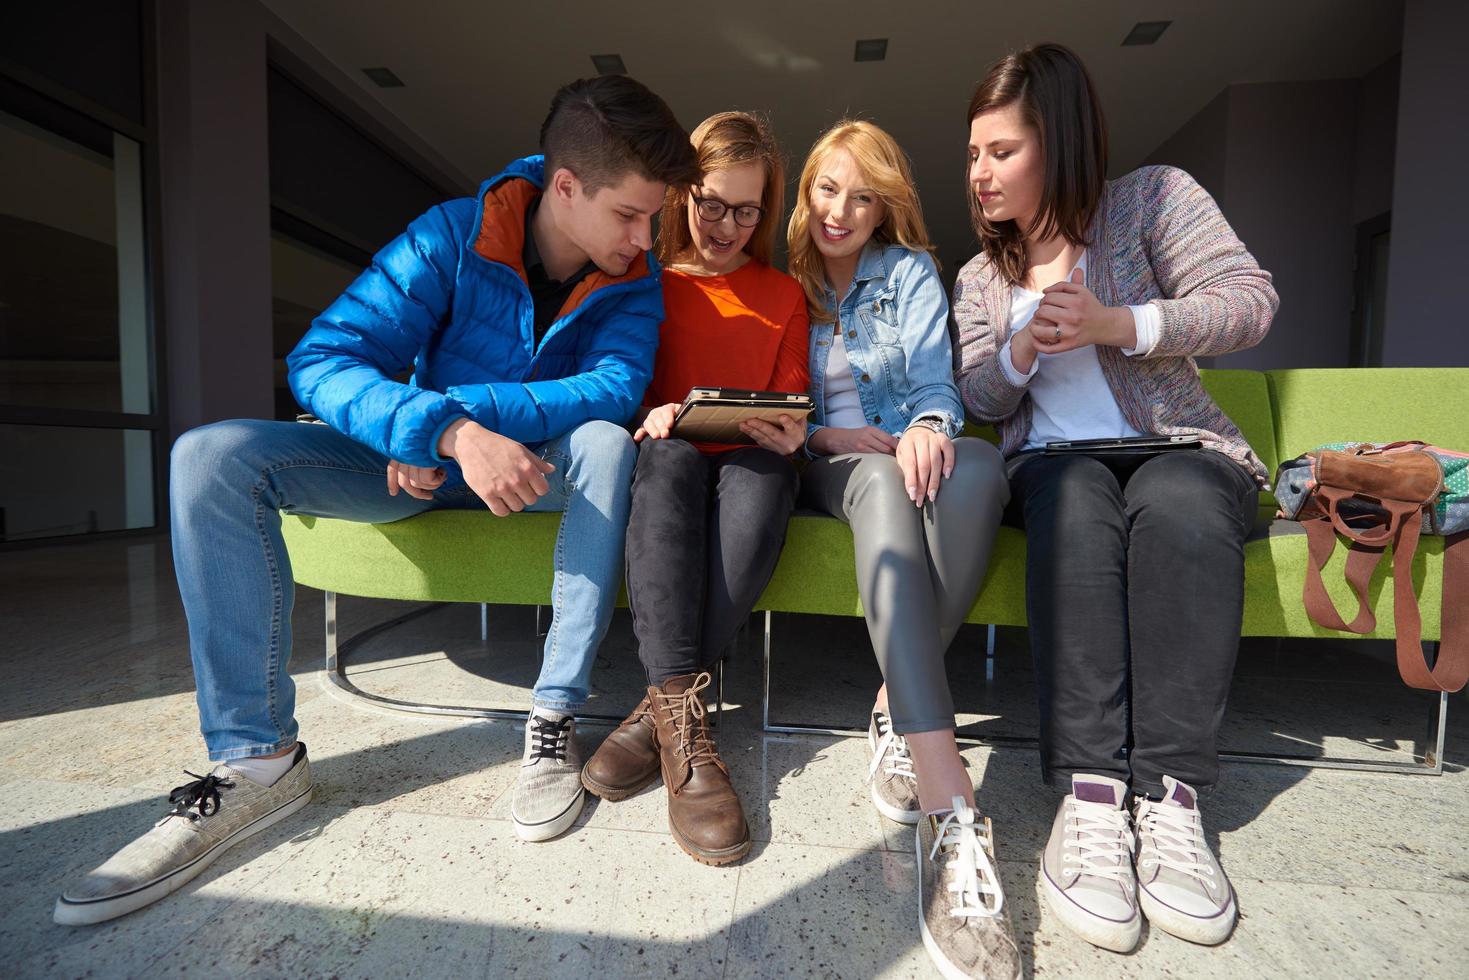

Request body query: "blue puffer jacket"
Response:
[287, 155, 663, 471]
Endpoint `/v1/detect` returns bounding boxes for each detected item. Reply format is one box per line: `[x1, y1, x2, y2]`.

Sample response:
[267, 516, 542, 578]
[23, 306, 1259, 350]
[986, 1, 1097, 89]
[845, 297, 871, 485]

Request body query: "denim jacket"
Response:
[807, 242, 965, 452]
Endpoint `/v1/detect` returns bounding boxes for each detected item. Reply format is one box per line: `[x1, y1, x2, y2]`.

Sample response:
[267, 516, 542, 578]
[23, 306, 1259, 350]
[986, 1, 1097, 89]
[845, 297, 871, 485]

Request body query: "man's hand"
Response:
[896, 426, 955, 505]
[633, 403, 681, 442]
[386, 460, 446, 501]
[808, 425, 901, 457]
[740, 414, 806, 456]
[437, 418, 554, 517]
[1031, 267, 1136, 355]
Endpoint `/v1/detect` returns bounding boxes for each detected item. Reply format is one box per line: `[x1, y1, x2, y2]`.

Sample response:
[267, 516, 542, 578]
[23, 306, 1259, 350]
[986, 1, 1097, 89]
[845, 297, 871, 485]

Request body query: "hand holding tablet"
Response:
[669, 387, 815, 445]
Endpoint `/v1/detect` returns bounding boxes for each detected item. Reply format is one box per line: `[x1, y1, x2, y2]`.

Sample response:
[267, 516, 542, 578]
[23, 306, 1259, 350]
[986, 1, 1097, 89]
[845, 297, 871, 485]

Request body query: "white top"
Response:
[996, 251, 1162, 450]
[824, 325, 868, 429]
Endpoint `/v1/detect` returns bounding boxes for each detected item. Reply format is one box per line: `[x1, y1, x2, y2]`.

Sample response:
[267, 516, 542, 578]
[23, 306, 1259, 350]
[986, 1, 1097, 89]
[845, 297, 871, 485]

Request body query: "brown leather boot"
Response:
[581, 696, 661, 801]
[648, 671, 751, 865]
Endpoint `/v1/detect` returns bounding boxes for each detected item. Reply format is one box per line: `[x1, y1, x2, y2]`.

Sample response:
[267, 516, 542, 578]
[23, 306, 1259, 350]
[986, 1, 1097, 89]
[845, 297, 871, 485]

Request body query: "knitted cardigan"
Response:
[952, 165, 1279, 484]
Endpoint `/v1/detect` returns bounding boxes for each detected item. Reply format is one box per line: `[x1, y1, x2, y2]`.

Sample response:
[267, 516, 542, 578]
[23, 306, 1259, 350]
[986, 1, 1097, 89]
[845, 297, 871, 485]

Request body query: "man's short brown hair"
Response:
[540, 75, 699, 194]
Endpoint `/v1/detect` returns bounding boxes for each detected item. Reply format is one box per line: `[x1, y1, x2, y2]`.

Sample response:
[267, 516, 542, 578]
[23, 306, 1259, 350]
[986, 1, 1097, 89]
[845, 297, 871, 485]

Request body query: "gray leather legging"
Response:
[799, 437, 1010, 734]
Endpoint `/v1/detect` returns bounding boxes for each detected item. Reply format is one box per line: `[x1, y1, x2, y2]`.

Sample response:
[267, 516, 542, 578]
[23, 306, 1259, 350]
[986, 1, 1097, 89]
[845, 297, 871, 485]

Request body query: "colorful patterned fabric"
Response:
[1276, 441, 1469, 535]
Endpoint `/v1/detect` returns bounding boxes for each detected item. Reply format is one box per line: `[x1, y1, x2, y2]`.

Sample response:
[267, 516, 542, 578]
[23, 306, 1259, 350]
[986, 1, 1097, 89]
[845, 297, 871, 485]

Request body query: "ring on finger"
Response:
[1054, 325, 1061, 340]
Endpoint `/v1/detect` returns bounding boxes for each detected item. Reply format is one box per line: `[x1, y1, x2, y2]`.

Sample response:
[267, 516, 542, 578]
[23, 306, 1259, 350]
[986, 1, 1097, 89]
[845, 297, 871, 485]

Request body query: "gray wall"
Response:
[1221, 80, 1360, 370]
[154, 0, 471, 442]
[1146, 68, 1401, 370]
[157, 0, 275, 436]
[1382, 0, 1467, 367]
[1352, 54, 1400, 225]
[1147, 89, 1229, 203]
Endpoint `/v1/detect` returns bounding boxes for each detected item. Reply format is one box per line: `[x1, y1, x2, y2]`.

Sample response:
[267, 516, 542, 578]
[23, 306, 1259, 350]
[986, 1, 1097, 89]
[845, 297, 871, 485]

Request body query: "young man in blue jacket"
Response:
[55, 76, 698, 926]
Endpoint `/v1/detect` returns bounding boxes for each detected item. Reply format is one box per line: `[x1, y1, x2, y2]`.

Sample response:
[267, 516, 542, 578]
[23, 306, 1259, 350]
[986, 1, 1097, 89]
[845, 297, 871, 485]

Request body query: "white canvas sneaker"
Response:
[511, 710, 585, 842]
[55, 743, 312, 925]
[1039, 773, 1141, 953]
[1134, 775, 1237, 945]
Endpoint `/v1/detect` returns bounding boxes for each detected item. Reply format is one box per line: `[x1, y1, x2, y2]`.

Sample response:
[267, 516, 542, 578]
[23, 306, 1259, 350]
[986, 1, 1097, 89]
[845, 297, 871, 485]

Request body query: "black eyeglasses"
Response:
[692, 194, 764, 228]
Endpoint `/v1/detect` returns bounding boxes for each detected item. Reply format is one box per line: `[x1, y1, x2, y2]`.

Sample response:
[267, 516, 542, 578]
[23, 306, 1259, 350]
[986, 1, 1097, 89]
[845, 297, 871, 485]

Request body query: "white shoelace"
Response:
[1062, 799, 1135, 884]
[1134, 800, 1215, 885]
[930, 801, 1005, 918]
[867, 712, 916, 784]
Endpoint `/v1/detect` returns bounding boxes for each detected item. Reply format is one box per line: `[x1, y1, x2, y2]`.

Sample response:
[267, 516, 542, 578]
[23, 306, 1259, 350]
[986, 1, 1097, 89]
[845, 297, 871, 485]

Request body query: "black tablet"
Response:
[1044, 434, 1202, 454]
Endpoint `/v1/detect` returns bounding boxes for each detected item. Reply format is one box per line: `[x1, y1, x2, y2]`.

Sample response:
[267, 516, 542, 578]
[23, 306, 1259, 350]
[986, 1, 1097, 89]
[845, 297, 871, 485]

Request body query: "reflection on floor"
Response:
[2, 535, 1466, 977]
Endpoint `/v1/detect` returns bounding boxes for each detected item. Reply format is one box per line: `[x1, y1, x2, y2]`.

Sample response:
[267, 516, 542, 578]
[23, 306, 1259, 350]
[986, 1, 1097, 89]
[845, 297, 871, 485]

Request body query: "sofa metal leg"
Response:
[758, 607, 1450, 774]
[1217, 699, 1446, 775]
[1425, 689, 1448, 773]
[323, 592, 625, 726]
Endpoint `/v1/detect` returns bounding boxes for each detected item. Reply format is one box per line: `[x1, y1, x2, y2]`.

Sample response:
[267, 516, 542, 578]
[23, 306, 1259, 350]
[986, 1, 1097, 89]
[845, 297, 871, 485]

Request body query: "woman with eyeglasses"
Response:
[580, 112, 808, 867]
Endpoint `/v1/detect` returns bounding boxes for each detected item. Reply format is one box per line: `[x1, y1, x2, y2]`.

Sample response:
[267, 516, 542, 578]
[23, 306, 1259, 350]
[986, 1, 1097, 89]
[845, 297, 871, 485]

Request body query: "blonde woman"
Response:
[582, 112, 808, 866]
[788, 120, 1017, 980]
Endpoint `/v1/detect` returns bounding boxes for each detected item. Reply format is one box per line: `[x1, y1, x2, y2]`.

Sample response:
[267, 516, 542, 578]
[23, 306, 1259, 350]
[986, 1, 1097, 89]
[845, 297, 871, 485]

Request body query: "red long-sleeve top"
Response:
[644, 260, 811, 454]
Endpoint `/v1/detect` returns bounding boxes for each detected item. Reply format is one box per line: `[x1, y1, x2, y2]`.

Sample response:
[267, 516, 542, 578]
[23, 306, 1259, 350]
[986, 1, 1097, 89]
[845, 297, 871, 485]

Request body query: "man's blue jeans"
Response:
[169, 418, 636, 762]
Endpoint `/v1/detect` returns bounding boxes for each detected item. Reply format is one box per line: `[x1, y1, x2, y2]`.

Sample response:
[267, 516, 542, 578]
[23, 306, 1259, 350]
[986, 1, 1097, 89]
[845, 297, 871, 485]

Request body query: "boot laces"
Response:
[656, 672, 720, 767]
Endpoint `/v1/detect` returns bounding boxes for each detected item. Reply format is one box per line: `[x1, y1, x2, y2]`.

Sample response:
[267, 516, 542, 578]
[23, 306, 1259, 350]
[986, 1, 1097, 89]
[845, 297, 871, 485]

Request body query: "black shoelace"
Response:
[166, 770, 236, 821]
[528, 715, 571, 763]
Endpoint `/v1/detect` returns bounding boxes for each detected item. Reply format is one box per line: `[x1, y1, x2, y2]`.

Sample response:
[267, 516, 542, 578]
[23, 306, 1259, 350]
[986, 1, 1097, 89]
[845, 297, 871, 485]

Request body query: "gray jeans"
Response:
[799, 437, 1009, 733]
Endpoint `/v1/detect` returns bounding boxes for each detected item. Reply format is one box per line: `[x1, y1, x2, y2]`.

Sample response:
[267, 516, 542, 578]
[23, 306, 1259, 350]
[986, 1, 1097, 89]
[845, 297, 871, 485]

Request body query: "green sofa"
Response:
[282, 368, 1467, 768]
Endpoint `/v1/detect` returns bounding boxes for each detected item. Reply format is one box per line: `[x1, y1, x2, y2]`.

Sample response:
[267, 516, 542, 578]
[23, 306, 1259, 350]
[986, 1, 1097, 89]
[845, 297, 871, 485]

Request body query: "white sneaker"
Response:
[867, 710, 920, 824]
[55, 744, 313, 925]
[916, 796, 1021, 980]
[1040, 774, 1141, 953]
[511, 710, 584, 842]
[1134, 776, 1237, 945]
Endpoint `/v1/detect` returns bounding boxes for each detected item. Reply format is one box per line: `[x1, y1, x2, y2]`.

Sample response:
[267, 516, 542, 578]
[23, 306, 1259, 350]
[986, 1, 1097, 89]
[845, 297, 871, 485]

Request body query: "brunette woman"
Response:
[954, 44, 1277, 951]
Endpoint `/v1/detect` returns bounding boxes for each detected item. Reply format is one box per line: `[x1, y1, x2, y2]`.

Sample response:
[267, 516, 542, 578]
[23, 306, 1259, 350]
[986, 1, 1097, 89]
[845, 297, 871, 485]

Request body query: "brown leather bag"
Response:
[1293, 444, 1468, 692]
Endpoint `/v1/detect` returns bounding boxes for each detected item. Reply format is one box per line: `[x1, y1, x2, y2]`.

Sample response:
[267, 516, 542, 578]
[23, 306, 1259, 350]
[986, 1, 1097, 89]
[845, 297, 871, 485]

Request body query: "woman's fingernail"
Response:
[928, 488, 937, 501]
[944, 468, 953, 479]
[906, 486, 917, 500]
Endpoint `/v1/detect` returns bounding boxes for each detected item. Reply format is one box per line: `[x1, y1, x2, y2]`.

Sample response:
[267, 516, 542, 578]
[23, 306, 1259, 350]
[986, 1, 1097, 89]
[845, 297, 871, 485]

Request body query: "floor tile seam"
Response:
[329, 803, 898, 854]
[722, 862, 742, 980]
[1224, 876, 1469, 898]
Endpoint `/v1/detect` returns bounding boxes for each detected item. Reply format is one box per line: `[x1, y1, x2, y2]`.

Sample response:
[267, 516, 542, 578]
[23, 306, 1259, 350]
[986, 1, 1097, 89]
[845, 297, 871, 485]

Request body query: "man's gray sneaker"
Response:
[867, 710, 920, 824]
[1040, 774, 1140, 953]
[1134, 775, 1236, 945]
[54, 743, 312, 926]
[511, 710, 584, 842]
[917, 796, 1021, 980]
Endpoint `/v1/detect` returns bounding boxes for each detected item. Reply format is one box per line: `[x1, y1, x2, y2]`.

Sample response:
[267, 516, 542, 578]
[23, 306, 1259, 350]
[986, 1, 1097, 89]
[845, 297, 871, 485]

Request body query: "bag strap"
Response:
[1302, 516, 1382, 633]
[1394, 530, 1469, 693]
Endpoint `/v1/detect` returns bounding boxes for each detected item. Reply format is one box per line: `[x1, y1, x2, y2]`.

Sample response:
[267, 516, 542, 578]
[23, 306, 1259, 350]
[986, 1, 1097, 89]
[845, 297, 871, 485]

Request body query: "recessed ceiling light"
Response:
[1122, 21, 1171, 46]
[361, 67, 404, 88]
[591, 54, 627, 75]
[854, 39, 888, 63]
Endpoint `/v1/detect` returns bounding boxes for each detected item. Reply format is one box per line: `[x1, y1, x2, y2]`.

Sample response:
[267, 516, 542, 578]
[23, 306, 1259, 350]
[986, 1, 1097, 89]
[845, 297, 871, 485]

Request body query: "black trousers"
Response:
[1006, 449, 1258, 797]
[624, 439, 798, 685]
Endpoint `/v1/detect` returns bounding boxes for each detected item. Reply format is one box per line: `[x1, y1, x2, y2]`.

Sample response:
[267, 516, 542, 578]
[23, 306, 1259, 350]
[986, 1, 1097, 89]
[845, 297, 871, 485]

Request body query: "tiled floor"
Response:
[2, 535, 1466, 978]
